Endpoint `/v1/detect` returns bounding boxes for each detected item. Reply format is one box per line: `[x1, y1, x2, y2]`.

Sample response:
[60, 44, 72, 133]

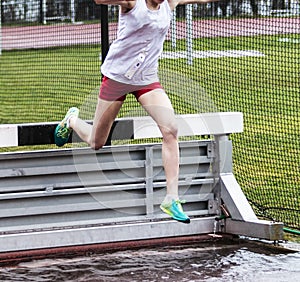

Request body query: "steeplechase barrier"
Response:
[0, 112, 283, 256]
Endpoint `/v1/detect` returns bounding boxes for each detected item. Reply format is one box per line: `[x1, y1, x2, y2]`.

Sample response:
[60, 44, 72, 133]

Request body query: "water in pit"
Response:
[0, 239, 299, 282]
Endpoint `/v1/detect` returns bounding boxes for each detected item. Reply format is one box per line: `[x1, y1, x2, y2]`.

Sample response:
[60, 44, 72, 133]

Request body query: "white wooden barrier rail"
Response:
[0, 112, 243, 147]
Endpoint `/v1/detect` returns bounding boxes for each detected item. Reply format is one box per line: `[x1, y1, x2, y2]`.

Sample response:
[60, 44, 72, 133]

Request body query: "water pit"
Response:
[0, 237, 299, 282]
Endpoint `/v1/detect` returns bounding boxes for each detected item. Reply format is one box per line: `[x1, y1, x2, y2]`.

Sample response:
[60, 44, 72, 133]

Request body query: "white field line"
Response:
[160, 50, 265, 59]
[278, 38, 300, 43]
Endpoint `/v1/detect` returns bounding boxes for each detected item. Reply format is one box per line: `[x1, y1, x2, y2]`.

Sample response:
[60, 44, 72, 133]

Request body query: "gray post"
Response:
[145, 147, 154, 217]
[213, 135, 233, 175]
[186, 4, 193, 65]
[171, 9, 176, 49]
[70, 0, 75, 23]
[212, 134, 233, 223]
[43, 0, 47, 24]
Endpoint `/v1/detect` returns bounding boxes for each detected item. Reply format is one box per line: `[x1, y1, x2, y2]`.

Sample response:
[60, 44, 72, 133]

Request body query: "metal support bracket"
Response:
[220, 173, 284, 240]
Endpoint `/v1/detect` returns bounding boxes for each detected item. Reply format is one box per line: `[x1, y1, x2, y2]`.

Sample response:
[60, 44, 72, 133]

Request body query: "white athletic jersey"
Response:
[101, 0, 172, 85]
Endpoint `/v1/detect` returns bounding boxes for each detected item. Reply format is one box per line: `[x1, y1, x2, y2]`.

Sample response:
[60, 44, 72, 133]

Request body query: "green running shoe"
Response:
[54, 107, 79, 147]
[160, 199, 190, 224]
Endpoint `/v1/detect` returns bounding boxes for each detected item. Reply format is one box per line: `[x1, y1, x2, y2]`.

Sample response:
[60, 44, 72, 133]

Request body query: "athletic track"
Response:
[2, 17, 300, 50]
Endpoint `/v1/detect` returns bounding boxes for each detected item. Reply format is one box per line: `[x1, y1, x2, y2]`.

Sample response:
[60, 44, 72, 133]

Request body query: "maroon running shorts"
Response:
[99, 76, 164, 102]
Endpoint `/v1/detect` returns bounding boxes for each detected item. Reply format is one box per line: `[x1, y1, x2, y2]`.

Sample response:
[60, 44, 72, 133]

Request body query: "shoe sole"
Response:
[160, 205, 190, 224]
[54, 107, 79, 147]
[54, 125, 71, 147]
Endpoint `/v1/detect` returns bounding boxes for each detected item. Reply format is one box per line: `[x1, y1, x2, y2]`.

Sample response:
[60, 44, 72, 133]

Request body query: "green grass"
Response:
[0, 34, 299, 230]
[0, 45, 102, 123]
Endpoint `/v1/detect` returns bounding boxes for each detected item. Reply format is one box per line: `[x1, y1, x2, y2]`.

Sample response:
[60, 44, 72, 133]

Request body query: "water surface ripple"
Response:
[0, 240, 299, 282]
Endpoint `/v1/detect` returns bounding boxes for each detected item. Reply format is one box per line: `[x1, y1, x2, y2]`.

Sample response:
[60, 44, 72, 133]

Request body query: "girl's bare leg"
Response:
[138, 89, 179, 198]
[69, 98, 123, 150]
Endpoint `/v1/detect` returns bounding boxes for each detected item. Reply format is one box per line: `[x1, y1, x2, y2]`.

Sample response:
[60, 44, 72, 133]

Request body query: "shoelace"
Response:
[175, 199, 186, 204]
[162, 199, 186, 208]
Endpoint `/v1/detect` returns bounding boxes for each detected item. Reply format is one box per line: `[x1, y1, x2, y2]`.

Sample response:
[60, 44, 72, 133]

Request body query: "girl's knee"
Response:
[88, 137, 105, 150]
[91, 143, 103, 150]
[161, 122, 178, 141]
